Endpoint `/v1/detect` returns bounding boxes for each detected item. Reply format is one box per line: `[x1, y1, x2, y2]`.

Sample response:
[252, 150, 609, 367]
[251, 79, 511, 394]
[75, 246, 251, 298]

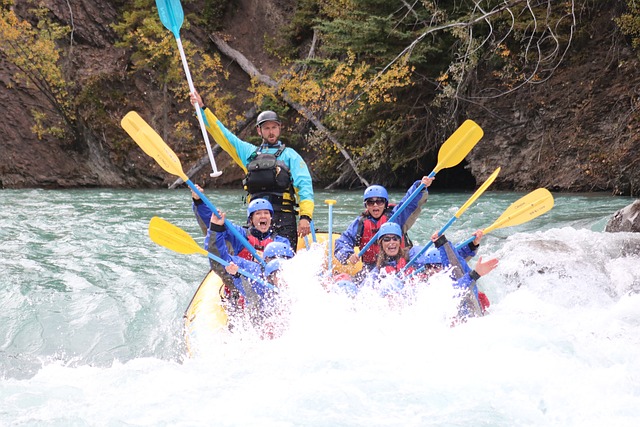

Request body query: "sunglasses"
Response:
[380, 235, 400, 243]
[365, 198, 386, 206]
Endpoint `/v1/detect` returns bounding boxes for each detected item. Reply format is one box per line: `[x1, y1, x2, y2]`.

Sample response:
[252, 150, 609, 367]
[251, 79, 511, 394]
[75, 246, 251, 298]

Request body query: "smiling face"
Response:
[380, 234, 401, 257]
[250, 209, 272, 232]
[365, 198, 387, 219]
[257, 121, 281, 145]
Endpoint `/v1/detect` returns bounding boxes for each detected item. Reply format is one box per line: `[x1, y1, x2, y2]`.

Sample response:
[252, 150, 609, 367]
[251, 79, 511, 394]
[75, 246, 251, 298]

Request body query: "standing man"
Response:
[190, 91, 314, 249]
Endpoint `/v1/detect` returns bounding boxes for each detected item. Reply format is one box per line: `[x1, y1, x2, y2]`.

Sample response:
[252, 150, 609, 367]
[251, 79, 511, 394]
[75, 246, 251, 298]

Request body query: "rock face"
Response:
[606, 200, 640, 233]
[0, 0, 638, 194]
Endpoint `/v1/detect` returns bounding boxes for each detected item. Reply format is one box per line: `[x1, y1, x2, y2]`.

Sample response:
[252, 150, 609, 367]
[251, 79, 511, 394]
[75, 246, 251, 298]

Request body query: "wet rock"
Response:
[605, 200, 640, 233]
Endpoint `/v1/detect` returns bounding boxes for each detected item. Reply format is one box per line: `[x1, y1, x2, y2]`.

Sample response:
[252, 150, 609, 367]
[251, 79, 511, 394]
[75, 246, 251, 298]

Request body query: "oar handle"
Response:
[456, 235, 478, 251]
[205, 252, 275, 292]
[310, 219, 317, 243]
[175, 37, 222, 177]
[325, 199, 337, 273]
[187, 180, 266, 266]
[358, 182, 428, 256]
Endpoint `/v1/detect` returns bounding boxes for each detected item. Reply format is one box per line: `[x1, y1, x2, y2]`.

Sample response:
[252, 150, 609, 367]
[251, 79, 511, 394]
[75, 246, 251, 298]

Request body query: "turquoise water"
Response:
[1, 188, 639, 426]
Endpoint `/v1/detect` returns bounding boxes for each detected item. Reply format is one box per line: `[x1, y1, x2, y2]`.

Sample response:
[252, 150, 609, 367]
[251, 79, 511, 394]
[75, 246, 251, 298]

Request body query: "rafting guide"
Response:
[190, 91, 314, 251]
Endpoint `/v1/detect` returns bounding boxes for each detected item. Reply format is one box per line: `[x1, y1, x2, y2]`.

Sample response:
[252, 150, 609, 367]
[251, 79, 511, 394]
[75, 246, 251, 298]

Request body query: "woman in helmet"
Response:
[209, 209, 295, 309]
[190, 91, 314, 250]
[204, 197, 290, 263]
[334, 176, 434, 275]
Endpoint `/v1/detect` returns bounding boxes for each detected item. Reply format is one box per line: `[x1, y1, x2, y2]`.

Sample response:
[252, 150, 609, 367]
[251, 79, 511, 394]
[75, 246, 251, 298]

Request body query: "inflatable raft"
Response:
[183, 233, 361, 355]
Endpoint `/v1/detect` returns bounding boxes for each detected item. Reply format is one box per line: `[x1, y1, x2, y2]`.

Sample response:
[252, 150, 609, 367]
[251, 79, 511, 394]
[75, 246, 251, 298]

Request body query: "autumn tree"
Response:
[0, 1, 77, 144]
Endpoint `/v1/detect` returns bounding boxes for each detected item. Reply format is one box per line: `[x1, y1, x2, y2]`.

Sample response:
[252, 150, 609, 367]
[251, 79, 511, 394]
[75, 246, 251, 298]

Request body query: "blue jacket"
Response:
[334, 180, 428, 269]
[210, 226, 269, 299]
[201, 108, 314, 219]
[193, 199, 289, 260]
[435, 236, 482, 317]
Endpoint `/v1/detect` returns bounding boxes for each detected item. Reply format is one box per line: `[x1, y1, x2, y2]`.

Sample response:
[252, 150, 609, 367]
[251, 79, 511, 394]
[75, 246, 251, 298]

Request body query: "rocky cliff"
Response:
[1, 0, 638, 196]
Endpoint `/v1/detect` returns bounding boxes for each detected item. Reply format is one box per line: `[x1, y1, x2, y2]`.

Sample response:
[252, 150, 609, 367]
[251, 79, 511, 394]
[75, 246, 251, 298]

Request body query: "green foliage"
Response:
[111, 0, 234, 139]
[615, 0, 640, 52]
[201, 0, 232, 33]
[0, 1, 76, 141]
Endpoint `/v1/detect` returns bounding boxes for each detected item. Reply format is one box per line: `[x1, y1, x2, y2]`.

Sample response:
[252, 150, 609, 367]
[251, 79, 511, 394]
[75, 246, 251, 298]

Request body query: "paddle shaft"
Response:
[325, 200, 337, 272]
[174, 37, 221, 176]
[205, 251, 275, 292]
[188, 181, 266, 266]
[358, 173, 431, 257]
[403, 167, 500, 271]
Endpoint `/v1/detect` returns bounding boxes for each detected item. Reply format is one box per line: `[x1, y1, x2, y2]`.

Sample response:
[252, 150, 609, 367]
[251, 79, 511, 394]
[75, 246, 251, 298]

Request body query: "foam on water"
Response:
[1, 189, 640, 425]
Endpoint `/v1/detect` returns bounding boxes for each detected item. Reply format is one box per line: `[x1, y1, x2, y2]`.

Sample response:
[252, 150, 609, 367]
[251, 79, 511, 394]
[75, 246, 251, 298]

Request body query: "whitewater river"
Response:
[1, 187, 639, 426]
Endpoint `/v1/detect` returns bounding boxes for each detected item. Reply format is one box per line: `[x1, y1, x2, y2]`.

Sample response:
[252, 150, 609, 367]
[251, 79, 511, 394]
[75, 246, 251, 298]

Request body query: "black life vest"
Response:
[243, 145, 295, 209]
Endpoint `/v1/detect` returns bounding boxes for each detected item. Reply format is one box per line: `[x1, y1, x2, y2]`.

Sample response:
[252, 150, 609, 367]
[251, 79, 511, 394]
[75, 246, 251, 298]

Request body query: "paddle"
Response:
[325, 199, 337, 273]
[455, 188, 555, 249]
[148, 217, 275, 291]
[401, 167, 501, 272]
[358, 119, 483, 257]
[121, 111, 265, 266]
[155, 0, 222, 178]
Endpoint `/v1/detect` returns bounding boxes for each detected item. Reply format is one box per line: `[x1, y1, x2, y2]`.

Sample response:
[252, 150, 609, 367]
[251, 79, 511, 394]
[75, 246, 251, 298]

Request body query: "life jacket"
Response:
[237, 230, 274, 261]
[382, 257, 415, 275]
[356, 207, 412, 264]
[243, 144, 296, 212]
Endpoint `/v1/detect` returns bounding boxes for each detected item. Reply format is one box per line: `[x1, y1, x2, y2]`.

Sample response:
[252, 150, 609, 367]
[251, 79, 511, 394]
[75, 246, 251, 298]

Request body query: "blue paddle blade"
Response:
[156, 0, 184, 38]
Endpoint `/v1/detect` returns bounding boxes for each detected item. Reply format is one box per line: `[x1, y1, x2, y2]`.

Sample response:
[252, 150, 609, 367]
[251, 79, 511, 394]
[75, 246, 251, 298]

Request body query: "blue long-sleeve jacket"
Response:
[211, 226, 268, 298]
[334, 180, 428, 269]
[201, 108, 314, 219]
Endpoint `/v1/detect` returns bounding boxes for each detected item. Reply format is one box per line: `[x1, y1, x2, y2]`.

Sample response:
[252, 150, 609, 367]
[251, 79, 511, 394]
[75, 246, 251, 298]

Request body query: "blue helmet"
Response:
[363, 185, 388, 202]
[265, 259, 284, 276]
[247, 198, 273, 219]
[423, 247, 442, 265]
[377, 222, 402, 240]
[263, 241, 294, 260]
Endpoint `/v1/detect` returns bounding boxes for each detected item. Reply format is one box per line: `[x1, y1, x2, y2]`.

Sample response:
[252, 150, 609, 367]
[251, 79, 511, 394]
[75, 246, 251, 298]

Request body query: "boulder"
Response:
[605, 200, 640, 232]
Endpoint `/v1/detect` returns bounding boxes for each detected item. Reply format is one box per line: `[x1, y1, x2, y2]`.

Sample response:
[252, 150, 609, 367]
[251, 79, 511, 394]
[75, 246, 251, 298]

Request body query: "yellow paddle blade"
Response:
[454, 167, 500, 218]
[148, 216, 208, 256]
[484, 188, 554, 233]
[121, 111, 188, 181]
[433, 120, 483, 174]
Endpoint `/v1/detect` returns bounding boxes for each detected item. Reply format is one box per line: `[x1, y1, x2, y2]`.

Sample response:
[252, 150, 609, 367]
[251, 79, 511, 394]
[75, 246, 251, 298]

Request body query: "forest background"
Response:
[0, 0, 639, 196]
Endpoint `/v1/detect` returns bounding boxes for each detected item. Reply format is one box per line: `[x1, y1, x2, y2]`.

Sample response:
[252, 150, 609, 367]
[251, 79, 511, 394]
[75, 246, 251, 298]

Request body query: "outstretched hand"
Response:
[474, 256, 499, 277]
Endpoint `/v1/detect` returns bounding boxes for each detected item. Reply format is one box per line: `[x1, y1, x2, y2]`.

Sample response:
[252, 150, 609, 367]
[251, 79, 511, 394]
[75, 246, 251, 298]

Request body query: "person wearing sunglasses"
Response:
[359, 222, 435, 299]
[334, 175, 434, 276]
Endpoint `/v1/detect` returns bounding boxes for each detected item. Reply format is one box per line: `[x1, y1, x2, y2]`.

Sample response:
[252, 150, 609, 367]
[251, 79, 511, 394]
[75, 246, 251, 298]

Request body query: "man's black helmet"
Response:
[256, 110, 281, 127]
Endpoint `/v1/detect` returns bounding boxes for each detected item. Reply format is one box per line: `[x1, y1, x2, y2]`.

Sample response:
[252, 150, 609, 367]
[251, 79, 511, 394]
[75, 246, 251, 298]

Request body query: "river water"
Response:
[1, 188, 639, 426]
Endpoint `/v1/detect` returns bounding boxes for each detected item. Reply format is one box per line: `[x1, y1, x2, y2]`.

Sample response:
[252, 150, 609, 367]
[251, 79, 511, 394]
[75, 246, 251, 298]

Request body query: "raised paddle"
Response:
[121, 111, 265, 266]
[148, 216, 275, 291]
[358, 119, 483, 257]
[325, 199, 337, 273]
[155, 0, 222, 178]
[456, 188, 555, 249]
[402, 167, 501, 272]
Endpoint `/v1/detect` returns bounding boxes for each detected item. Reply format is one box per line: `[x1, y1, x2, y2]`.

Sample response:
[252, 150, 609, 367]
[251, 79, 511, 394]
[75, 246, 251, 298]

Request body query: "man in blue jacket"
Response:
[190, 91, 314, 250]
